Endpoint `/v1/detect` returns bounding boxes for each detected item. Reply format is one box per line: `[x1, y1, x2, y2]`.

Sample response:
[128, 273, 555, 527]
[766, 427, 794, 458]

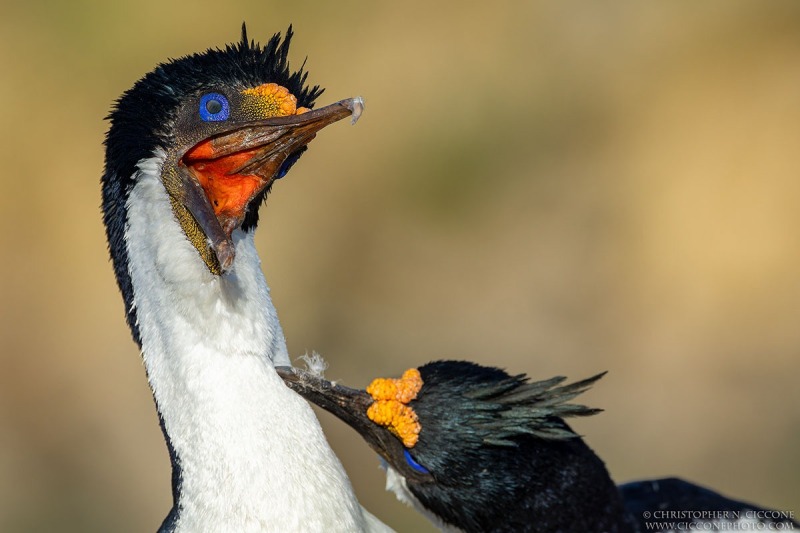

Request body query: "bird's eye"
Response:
[206, 99, 222, 114]
[403, 449, 430, 474]
[199, 93, 230, 122]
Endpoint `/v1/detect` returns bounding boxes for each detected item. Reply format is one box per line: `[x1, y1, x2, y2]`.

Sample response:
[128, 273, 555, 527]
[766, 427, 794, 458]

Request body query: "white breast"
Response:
[123, 152, 386, 532]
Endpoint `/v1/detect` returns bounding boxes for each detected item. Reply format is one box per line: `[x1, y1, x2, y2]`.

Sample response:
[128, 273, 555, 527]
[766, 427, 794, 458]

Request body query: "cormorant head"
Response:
[103, 24, 362, 275]
[278, 360, 607, 532]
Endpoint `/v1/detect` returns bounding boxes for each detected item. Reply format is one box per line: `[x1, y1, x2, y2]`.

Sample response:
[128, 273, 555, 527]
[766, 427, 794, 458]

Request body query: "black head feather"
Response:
[411, 361, 604, 458]
[403, 361, 628, 533]
[101, 25, 323, 345]
[277, 361, 631, 532]
[104, 24, 322, 187]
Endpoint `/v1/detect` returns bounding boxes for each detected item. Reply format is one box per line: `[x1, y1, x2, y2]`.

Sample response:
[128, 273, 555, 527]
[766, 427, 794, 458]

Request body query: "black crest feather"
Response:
[414, 361, 604, 449]
[406, 361, 619, 533]
[101, 25, 323, 346]
[104, 24, 323, 192]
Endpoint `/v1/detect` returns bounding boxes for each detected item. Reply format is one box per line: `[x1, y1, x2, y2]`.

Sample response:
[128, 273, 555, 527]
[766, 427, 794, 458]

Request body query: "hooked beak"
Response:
[174, 97, 364, 273]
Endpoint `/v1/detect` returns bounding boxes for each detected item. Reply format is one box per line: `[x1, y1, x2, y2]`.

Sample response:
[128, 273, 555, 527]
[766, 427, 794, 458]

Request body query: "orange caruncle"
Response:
[241, 83, 300, 118]
[366, 368, 424, 448]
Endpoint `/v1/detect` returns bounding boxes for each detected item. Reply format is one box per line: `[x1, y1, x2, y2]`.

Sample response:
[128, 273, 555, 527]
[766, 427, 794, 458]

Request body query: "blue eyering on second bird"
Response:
[404, 449, 430, 474]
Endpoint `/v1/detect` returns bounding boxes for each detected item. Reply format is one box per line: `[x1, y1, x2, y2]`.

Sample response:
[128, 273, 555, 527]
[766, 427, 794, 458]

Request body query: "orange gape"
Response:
[183, 141, 267, 220]
[183, 82, 310, 222]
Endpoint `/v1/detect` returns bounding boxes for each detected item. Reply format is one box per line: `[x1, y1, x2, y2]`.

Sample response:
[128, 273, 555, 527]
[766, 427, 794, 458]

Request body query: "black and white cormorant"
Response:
[102, 26, 391, 532]
[279, 361, 798, 532]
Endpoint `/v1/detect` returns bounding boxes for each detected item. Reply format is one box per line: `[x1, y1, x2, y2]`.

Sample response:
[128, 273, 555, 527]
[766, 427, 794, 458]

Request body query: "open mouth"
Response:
[182, 136, 280, 238]
[177, 97, 364, 273]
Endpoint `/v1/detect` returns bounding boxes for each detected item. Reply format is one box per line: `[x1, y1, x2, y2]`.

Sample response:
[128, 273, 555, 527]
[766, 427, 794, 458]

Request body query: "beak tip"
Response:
[216, 240, 236, 273]
[349, 96, 365, 125]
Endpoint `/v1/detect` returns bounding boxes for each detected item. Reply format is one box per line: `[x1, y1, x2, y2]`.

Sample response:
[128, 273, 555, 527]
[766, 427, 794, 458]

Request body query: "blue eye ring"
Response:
[199, 93, 230, 122]
[404, 449, 430, 474]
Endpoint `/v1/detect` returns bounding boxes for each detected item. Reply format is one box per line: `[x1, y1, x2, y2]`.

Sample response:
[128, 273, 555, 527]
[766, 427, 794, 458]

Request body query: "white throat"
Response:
[383, 465, 461, 533]
[124, 152, 372, 532]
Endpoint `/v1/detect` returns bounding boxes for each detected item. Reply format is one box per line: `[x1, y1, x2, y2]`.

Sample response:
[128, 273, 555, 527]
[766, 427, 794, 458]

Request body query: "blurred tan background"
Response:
[2, 1, 799, 531]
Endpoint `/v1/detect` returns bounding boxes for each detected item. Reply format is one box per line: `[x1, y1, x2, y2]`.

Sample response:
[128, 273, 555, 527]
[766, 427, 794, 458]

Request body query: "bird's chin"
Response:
[179, 142, 280, 273]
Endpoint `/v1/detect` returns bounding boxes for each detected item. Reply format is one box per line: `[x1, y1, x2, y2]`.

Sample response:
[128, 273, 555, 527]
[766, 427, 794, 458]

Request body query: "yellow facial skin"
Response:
[366, 368, 423, 448]
[176, 82, 309, 275]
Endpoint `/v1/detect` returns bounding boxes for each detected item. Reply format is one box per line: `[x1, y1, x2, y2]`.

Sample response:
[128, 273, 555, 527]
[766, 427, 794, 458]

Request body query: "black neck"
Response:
[411, 428, 635, 533]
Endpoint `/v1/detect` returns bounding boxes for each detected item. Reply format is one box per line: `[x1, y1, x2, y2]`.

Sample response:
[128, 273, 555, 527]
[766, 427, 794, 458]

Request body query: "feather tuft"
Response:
[298, 352, 328, 378]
